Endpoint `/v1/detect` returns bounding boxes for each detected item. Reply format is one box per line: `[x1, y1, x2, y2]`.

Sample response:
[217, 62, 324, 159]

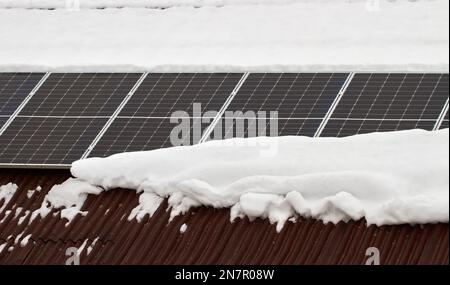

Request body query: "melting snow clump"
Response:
[0, 183, 18, 212]
[34, 178, 102, 224]
[180, 223, 188, 233]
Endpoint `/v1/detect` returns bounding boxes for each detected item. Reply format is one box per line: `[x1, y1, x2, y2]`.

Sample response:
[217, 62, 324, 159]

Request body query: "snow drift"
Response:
[39, 129, 449, 230]
[0, 0, 448, 72]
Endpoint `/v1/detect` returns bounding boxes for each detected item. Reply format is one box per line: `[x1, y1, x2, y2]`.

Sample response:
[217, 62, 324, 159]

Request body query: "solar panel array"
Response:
[0, 72, 448, 167]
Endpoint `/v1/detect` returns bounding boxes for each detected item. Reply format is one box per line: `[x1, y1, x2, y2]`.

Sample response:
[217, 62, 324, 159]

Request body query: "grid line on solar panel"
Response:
[19, 73, 142, 117]
[330, 73, 449, 120]
[0, 73, 44, 117]
[224, 73, 348, 120]
[0, 117, 107, 164]
[320, 119, 436, 137]
[87, 117, 209, 158]
[119, 73, 243, 117]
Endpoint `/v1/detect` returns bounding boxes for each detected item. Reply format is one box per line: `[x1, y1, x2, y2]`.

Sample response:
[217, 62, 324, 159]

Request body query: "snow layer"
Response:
[1, 0, 302, 9]
[0, 183, 18, 213]
[0, 0, 448, 72]
[42, 129, 449, 229]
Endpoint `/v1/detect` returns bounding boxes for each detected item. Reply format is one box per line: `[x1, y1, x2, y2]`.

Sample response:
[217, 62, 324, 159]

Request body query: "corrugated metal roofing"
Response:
[0, 169, 448, 265]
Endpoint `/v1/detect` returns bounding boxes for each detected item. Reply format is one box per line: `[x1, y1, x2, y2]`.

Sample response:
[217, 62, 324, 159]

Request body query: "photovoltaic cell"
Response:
[119, 73, 243, 117]
[0, 117, 108, 164]
[322, 73, 449, 137]
[19, 73, 141, 116]
[0, 73, 44, 116]
[88, 117, 208, 158]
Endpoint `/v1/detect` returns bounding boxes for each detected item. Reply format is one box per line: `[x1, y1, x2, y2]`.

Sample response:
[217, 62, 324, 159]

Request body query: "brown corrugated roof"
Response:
[0, 169, 448, 265]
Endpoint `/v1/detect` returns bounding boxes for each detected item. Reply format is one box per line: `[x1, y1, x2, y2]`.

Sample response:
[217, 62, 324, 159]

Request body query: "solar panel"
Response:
[207, 73, 348, 139]
[0, 117, 108, 164]
[0, 72, 448, 167]
[20, 73, 141, 116]
[0, 73, 142, 165]
[119, 73, 243, 117]
[88, 117, 209, 157]
[88, 73, 243, 157]
[321, 73, 449, 137]
[0, 73, 44, 122]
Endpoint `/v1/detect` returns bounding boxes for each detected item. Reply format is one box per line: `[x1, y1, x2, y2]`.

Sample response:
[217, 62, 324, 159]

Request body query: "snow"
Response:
[20, 234, 32, 247]
[0, 183, 18, 213]
[0, 0, 448, 72]
[41, 129, 448, 230]
[1, 0, 301, 9]
[128, 193, 164, 222]
[87, 237, 99, 255]
[17, 210, 30, 225]
[35, 178, 101, 224]
[180, 223, 188, 233]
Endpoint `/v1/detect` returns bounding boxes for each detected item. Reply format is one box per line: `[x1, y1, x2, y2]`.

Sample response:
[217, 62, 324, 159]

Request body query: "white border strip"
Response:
[314, 72, 355, 137]
[433, 98, 449, 131]
[81, 72, 148, 159]
[199, 72, 249, 143]
[0, 72, 51, 136]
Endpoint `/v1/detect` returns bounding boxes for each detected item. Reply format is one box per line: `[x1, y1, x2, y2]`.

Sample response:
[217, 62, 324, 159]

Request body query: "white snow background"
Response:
[34, 129, 449, 231]
[0, 0, 448, 72]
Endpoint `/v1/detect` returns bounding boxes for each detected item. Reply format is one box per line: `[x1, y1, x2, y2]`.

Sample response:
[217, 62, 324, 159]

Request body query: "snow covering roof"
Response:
[0, 0, 448, 72]
[0, 169, 448, 265]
